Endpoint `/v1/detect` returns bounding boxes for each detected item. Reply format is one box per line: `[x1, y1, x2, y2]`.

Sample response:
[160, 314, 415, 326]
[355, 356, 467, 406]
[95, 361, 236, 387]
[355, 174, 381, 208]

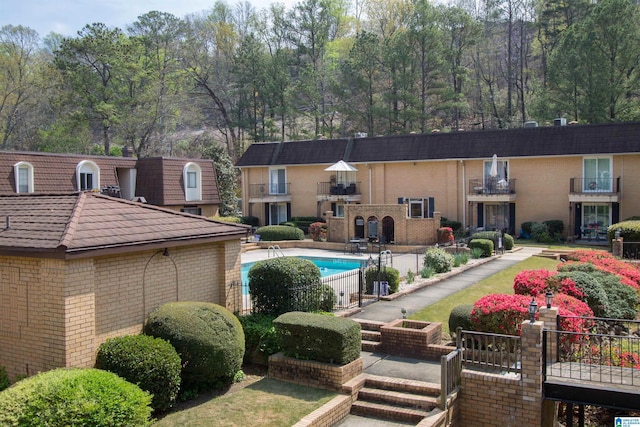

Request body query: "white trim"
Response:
[76, 160, 100, 191]
[183, 162, 202, 201]
[13, 161, 34, 193]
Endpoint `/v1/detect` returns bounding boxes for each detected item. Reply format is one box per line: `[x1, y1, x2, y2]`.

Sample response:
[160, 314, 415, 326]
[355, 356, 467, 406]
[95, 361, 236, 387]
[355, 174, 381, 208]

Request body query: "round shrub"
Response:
[423, 248, 454, 273]
[364, 267, 400, 294]
[448, 304, 474, 336]
[513, 269, 556, 296]
[248, 257, 322, 315]
[471, 294, 533, 336]
[471, 231, 514, 250]
[144, 302, 245, 393]
[0, 368, 152, 427]
[600, 277, 639, 319]
[469, 239, 494, 257]
[95, 335, 181, 412]
[531, 222, 554, 243]
[548, 271, 608, 317]
[254, 225, 304, 241]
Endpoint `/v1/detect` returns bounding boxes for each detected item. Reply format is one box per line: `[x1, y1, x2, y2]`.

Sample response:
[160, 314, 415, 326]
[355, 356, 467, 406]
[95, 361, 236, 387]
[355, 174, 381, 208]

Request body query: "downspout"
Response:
[368, 164, 372, 204]
[461, 160, 466, 229]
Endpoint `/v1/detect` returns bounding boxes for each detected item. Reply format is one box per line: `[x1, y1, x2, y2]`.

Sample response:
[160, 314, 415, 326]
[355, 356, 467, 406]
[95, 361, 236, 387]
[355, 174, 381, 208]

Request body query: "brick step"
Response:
[353, 318, 386, 332]
[365, 374, 441, 396]
[358, 387, 438, 410]
[350, 400, 430, 424]
[361, 340, 382, 352]
[361, 330, 381, 342]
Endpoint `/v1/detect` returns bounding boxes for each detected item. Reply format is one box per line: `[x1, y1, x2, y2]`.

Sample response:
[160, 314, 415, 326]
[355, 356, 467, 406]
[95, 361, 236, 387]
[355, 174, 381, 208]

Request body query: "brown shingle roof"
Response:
[0, 193, 247, 259]
[235, 122, 640, 167]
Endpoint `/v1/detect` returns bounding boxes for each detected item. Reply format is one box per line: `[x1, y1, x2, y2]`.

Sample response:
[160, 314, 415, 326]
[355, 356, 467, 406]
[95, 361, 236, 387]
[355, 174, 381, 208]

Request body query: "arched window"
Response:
[76, 160, 100, 191]
[183, 162, 202, 201]
[13, 162, 34, 193]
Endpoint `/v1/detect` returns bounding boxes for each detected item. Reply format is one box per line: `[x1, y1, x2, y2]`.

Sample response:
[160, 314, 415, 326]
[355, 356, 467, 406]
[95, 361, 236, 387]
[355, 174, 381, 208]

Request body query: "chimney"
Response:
[122, 146, 133, 157]
[554, 118, 567, 127]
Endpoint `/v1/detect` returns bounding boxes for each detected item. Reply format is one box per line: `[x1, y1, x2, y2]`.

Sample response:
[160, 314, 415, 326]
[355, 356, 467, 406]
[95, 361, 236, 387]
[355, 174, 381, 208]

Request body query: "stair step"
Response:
[351, 400, 429, 424]
[365, 374, 441, 396]
[361, 330, 381, 342]
[354, 318, 386, 332]
[358, 387, 438, 410]
[361, 340, 382, 352]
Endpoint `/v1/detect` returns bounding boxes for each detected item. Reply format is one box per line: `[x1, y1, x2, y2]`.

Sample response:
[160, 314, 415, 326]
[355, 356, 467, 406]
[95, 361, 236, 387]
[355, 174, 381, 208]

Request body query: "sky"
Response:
[1, 0, 295, 38]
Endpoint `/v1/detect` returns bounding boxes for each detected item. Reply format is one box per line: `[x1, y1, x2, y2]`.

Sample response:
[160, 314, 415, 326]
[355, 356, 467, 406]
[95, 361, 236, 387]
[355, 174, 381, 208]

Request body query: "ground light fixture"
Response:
[528, 298, 538, 323]
[545, 291, 553, 309]
[401, 308, 407, 318]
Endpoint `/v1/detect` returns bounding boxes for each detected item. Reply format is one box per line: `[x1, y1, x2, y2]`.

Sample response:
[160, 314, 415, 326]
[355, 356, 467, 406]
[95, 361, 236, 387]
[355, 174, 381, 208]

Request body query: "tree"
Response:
[203, 139, 239, 216]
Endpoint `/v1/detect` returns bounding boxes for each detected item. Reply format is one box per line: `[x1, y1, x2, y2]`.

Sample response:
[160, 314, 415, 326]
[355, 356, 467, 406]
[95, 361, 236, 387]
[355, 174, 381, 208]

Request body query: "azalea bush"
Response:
[565, 250, 640, 289]
[308, 222, 327, 241]
[437, 227, 454, 245]
[470, 294, 533, 336]
[513, 269, 556, 296]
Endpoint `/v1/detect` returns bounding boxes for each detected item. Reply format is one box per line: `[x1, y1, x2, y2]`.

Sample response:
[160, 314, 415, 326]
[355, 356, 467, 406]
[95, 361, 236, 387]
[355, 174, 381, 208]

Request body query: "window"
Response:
[485, 204, 509, 231]
[269, 168, 286, 194]
[583, 204, 610, 228]
[183, 163, 202, 201]
[335, 204, 345, 218]
[484, 159, 508, 182]
[76, 160, 100, 191]
[408, 198, 431, 218]
[583, 157, 611, 192]
[268, 203, 288, 225]
[181, 206, 202, 215]
[13, 162, 34, 193]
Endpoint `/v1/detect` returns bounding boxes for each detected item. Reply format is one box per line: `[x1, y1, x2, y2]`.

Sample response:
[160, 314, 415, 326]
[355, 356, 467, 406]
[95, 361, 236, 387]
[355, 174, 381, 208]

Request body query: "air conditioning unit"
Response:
[524, 121, 538, 128]
[354, 132, 368, 138]
[554, 118, 567, 126]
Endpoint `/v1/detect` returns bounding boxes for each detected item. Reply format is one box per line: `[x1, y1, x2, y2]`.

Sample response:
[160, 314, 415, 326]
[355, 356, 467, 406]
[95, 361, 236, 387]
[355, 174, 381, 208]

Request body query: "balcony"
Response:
[467, 178, 516, 202]
[569, 177, 620, 203]
[248, 182, 291, 203]
[317, 181, 362, 201]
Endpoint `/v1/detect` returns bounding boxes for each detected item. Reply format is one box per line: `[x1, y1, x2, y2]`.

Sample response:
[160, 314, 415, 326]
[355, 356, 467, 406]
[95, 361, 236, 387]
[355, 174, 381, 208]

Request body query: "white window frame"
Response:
[269, 167, 287, 195]
[583, 157, 612, 192]
[183, 162, 202, 201]
[336, 204, 345, 218]
[76, 160, 100, 191]
[408, 198, 429, 218]
[13, 161, 34, 193]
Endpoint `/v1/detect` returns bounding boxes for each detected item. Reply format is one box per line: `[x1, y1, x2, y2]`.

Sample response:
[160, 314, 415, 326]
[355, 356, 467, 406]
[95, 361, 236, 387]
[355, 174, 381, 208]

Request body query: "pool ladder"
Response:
[268, 245, 285, 258]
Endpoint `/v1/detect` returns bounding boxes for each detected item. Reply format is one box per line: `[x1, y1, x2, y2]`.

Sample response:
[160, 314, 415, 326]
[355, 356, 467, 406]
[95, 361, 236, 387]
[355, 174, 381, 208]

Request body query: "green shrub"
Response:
[470, 248, 484, 259]
[212, 215, 242, 223]
[600, 277, 639, 319]
[255, 225, 305, 241]
[521, 221, 535, 236]
[274, 312, 361, 364]
[0, 366, 9, 392]
[453, 252, 469, 267]
[470, 231, 514, 250]
[95, 335, 181, 412]
[543, 220, 564, 238]
[0, 368, 152, 427]
[240, 216, 259, 227]
[531, 222, 555, 243]
[364, 267, 400, 294]
[406, 270, 415, 284]
[248, 257, 324, 315]
[469, 239, 494, 257]
[423, 248, 454, 273]
[549, 271, 608, 317]
[144, 302, 245, 393]
[448, 304, 474, 336]
[420, 266, 434, 278]
[441, 217, 462, 232]
[606, 220, 640, 243]
[238, 313, 282, 364]
[288, 217, 322, 234]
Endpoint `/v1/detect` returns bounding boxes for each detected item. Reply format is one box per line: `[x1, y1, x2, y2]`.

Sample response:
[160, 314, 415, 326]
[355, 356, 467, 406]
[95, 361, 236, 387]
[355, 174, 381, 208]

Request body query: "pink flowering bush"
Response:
[565, 250, 640, 289]
[308, 222, 327, 241]
[513, 269, 556, 296]
[471, 294, 534, 336]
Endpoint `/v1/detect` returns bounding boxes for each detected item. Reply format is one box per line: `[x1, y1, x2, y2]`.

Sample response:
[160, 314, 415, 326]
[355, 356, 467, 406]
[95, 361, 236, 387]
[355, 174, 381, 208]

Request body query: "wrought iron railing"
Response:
[317, 181, 361, 196]
[622, 241, 640, 260]
[456, 328, 521, 374]
[569, 177, 620, 194]
[248, 182, 291, 197]
[468, 178, 516, 195]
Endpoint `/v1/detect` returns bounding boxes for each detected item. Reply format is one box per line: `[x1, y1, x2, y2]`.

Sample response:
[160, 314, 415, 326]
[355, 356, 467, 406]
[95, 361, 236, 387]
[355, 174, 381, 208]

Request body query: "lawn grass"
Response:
[409, 256, 560, 335]
[154, 376, 336, 427]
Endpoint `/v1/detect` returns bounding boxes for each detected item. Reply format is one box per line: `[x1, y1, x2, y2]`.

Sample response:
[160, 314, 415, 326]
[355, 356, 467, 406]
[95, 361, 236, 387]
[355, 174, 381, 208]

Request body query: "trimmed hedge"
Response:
[144, 302, 245, 393]
[607, 220, 640, 243]
[470, 231, 514, 250]
[364, 267, 400, 294]
[441, 217, 462, 232]
[95, 335, 181, 412]
[240, 216, 259, 227]
[0, 368, 152, 427]
[448, 304, 474, 336]
[273, 312, 361, 365]
[469, 239, 494, 257]
[423, 247, 454, 273]
[248, 257, 330, 315]
[255, 225, 305, 241]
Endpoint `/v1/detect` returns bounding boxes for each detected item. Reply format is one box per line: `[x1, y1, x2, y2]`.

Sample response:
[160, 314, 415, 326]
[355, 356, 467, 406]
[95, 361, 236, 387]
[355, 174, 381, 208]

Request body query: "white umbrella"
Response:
[324, 160, 358, 172]
[489, 154, 498, 178]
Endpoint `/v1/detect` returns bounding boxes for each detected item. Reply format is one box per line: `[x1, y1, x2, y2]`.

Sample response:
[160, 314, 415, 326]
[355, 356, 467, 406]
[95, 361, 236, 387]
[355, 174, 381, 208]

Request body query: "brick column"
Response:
[520, 320, 543, 426]
[539, 307, 558, 427]
[612, 237, 623, 258]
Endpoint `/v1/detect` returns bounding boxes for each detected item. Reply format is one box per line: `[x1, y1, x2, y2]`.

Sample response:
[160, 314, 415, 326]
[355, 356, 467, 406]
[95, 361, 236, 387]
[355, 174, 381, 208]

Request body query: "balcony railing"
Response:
[456, 328, 521, 374]
[570, 177, 620, 194]
[468, 178, 516, 195]
[248, 182, 291, 198]
[317, 181, 361, 196]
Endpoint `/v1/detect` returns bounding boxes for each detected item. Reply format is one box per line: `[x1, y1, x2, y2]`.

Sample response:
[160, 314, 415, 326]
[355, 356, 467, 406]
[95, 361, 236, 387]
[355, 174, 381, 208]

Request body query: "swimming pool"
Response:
[241, 256, 363, 287]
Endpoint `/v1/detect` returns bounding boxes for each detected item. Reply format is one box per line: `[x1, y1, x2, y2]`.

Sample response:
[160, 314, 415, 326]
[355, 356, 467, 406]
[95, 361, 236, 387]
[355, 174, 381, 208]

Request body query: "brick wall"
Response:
[269, 352, 363, 391]
[0, 238, 242, 381]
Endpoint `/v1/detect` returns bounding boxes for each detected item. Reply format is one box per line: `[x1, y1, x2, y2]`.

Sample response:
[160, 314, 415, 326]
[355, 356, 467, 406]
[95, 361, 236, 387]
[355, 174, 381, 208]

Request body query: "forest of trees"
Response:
[2, 0, 640, 162]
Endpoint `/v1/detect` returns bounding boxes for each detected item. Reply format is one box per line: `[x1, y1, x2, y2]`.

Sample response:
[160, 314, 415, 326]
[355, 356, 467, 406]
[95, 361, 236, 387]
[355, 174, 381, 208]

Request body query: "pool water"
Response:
[241, 256, 363, 287]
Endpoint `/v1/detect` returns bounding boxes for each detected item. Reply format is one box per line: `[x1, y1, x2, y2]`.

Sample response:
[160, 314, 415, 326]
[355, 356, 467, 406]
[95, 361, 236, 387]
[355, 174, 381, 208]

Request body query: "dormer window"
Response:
[14, 162, 34, 193]
[183, 162, 202, 201]
[76, 160, 100, 191]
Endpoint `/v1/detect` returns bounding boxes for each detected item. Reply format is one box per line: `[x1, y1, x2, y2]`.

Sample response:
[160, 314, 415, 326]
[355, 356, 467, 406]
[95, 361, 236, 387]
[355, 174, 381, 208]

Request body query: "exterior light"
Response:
[528, 298, 538, 324]
[401, 308, 407, 319]
[545, 291, 553, 309]
[615, 229, 621, 239]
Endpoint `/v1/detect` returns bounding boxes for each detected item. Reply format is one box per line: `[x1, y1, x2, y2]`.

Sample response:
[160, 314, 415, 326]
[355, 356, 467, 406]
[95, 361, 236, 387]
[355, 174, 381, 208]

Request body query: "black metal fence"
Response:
[622, 241, 640, 260]
[232, 267, 365, 315]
